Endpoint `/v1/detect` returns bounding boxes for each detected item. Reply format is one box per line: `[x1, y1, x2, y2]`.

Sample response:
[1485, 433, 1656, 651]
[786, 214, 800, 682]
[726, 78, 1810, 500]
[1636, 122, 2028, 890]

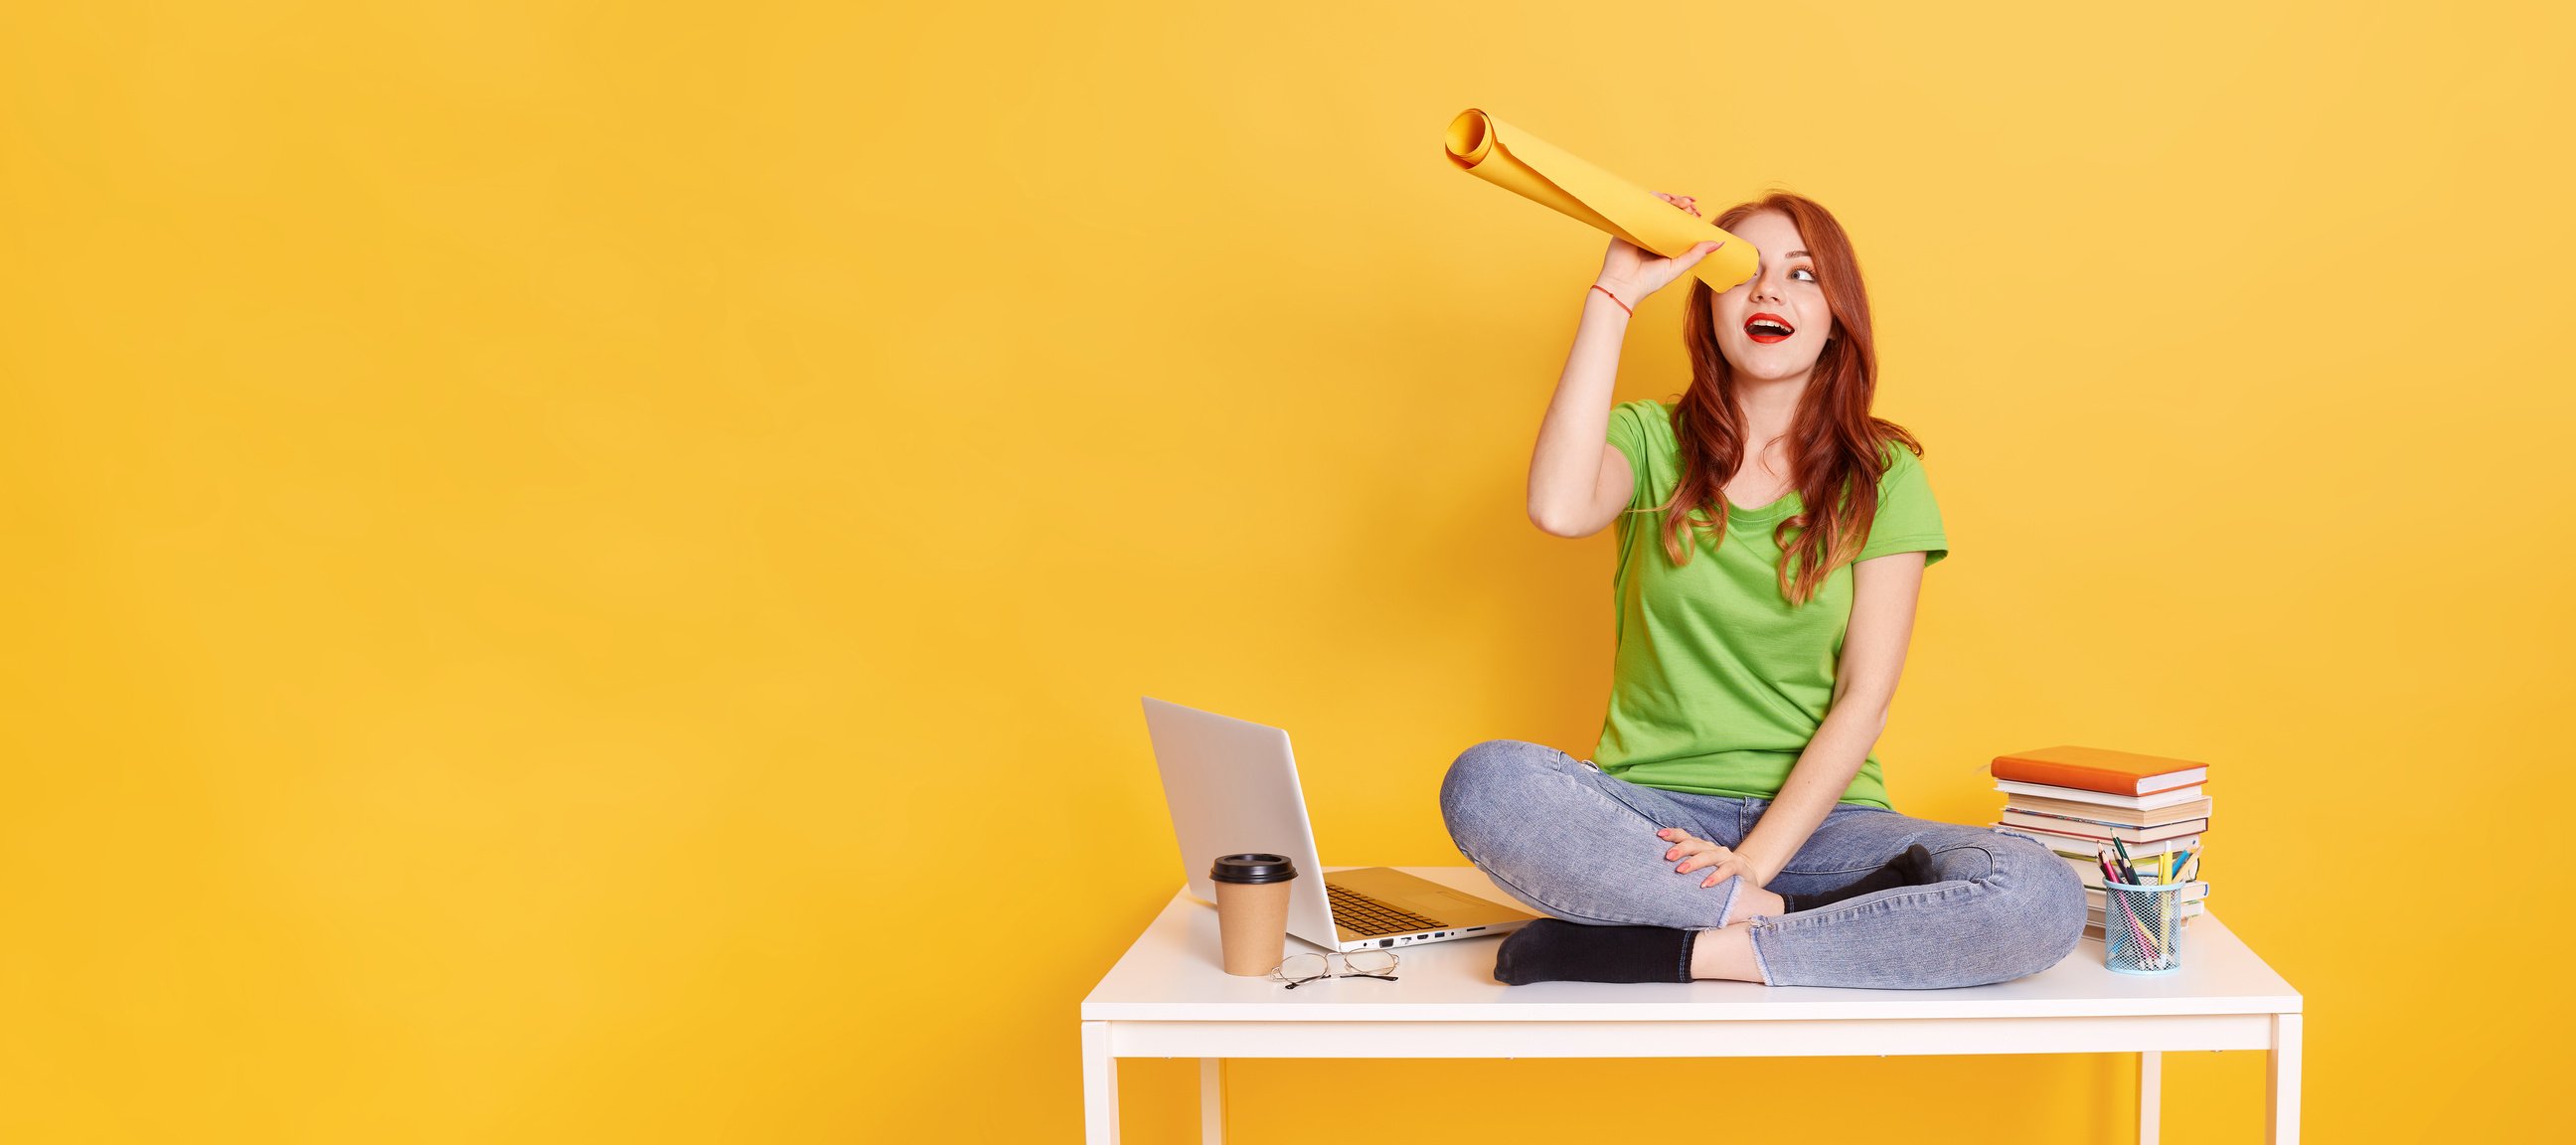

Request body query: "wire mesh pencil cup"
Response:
[2101, 879, 2188, 975]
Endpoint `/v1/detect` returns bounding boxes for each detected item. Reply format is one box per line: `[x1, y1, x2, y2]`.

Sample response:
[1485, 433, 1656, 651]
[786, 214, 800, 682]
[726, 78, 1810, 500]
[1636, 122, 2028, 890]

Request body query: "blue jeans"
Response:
[1439, 738, 2087, 989]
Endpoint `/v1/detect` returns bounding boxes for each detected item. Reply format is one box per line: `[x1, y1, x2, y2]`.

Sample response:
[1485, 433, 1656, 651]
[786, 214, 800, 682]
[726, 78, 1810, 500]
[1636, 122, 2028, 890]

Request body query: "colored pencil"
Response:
[2120, 889, 2162, 966]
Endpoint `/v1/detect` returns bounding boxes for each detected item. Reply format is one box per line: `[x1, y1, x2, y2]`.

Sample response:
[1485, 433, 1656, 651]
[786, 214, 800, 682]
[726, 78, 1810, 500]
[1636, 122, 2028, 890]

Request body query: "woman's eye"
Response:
[1792, 267, 1817, 282]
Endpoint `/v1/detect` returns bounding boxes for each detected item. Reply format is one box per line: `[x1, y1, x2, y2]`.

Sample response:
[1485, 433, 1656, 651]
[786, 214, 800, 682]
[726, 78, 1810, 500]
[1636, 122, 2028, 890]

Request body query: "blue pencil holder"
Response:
[2101, 879, 2188, 976]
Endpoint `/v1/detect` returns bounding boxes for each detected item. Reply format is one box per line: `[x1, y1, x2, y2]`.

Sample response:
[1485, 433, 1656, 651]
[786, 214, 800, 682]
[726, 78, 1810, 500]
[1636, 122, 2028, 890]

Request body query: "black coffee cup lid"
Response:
[1209, 853, 1298, 885]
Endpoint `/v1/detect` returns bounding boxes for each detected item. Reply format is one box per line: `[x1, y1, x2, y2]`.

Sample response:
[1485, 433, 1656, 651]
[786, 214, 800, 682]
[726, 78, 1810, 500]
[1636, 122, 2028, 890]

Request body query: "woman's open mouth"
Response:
[1745, 313, 1794, 344]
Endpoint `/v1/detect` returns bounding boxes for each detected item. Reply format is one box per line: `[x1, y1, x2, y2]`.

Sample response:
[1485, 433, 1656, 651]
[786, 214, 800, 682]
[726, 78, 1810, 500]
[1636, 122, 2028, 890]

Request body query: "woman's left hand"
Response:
[1658, 827, 1768, 891]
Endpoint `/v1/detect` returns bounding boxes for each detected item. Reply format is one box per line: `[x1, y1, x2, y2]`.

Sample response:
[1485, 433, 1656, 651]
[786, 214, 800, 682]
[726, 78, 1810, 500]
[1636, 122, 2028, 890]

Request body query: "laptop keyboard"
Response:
[1328, 882, 1445, 936]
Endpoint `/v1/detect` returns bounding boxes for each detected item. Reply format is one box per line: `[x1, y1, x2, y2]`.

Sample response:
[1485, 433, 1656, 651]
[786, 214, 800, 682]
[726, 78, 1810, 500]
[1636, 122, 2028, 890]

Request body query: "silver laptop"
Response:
[1141, 697, 1537, 954]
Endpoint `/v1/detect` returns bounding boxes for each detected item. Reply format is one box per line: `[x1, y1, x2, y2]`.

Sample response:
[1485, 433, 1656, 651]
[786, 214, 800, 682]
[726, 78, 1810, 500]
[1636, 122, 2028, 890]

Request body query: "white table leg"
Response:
[2138, 1051, 2161, 1145]
[1082, 1021, 1118, 1144]
[1201, 1059, 1226, 1144]
[2270, 1013, 2303, 1143]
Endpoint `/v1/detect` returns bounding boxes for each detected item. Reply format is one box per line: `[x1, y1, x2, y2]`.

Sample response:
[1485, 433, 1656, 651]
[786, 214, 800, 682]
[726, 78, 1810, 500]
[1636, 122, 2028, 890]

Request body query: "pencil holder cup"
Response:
[2101, 879, 2188, 976]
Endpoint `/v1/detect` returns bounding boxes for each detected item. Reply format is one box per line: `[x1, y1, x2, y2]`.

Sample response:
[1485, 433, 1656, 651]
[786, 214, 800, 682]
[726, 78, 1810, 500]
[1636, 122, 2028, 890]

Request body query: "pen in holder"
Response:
[2101, 877, 2189, 975]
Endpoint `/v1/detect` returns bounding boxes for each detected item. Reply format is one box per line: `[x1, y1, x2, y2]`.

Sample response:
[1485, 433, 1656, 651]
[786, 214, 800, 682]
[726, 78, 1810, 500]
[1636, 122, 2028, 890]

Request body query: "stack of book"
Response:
[1989, 744, 2210, 940]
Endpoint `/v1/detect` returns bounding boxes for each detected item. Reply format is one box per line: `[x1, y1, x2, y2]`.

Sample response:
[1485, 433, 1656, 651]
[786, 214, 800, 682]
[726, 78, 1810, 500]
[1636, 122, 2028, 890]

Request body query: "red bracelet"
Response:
[1588, 283, 1633, 317]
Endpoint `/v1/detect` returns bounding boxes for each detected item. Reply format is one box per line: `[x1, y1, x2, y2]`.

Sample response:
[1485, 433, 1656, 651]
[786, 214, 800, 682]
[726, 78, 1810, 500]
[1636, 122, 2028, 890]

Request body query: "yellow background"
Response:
[5, 1, 2570, 1140]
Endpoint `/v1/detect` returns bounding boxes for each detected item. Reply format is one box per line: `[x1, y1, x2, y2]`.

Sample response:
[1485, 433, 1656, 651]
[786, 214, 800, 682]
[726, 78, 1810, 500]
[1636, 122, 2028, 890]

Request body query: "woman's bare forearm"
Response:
[1527, 286, 1633, 533]
[1737, 705, 1887, 883]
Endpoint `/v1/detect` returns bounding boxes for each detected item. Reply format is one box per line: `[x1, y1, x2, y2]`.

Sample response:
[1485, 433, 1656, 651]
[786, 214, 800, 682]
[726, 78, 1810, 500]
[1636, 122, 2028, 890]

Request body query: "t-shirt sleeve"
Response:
[1855, 441, 1948, 567]
[1605, 400, 1657, 512]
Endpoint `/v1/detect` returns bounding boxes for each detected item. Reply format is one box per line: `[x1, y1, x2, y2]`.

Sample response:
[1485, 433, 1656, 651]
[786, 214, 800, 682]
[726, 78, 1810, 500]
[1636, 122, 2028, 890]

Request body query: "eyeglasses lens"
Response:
[1345, 951, 1397, 976]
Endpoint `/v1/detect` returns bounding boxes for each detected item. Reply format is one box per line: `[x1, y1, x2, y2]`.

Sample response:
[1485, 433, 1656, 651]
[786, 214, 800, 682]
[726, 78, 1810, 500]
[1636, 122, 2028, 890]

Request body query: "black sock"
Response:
[1493, 918, 1698, 985]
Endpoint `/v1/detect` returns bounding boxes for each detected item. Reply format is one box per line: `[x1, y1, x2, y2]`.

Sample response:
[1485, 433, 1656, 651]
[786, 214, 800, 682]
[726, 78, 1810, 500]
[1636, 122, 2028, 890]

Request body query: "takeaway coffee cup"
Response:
[1209, 853, 1299, 976]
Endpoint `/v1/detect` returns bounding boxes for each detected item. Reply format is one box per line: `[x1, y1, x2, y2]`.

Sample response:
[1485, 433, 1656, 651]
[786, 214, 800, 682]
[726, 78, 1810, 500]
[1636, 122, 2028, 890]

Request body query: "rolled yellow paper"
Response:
[1443, 108, 1760, 295]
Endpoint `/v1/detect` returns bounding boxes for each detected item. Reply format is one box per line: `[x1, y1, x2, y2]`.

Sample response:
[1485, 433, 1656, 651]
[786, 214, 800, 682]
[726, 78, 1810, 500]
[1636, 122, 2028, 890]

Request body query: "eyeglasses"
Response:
[1269, 950, 1400, 989]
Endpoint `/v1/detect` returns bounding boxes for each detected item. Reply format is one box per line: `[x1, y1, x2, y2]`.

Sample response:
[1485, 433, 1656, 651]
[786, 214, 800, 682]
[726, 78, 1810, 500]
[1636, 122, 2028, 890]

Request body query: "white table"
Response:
[1081, 866, 2302, 1143]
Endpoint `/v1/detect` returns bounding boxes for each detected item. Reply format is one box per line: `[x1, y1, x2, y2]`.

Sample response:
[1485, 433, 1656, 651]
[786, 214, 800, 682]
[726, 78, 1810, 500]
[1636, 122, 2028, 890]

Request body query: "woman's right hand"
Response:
[1594, 190, 1725, 306]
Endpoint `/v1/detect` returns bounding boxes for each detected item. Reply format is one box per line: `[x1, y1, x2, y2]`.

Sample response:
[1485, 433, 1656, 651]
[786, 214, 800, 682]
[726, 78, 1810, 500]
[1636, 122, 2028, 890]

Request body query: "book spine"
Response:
[1998, 811, 2208, 842]
[2011, 797, 2154, 825]
[2010, 794, 2211, 826]
[1996, 780, 2183, 809]
[2025, 830, 2199, 858]
[2014, 824, 2174, 848]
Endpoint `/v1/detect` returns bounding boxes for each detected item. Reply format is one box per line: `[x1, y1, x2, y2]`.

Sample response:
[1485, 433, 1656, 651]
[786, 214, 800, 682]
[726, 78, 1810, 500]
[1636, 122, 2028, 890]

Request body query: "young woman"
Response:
[1439, 191, 2086, 989]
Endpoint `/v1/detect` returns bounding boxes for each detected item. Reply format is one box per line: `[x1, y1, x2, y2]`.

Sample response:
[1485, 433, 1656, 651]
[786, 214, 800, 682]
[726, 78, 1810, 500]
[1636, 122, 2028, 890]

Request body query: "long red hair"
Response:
[1643, 191, 1924, 606]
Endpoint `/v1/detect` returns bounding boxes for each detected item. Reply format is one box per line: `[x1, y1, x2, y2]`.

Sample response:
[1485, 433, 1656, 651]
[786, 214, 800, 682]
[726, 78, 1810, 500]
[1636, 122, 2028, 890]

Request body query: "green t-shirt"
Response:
[1591, 399, 1949, 811]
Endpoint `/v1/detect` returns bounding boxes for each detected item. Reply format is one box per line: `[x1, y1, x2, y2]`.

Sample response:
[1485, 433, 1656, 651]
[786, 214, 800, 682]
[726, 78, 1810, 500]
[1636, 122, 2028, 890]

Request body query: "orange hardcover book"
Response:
[1990, 744, 2208, 796]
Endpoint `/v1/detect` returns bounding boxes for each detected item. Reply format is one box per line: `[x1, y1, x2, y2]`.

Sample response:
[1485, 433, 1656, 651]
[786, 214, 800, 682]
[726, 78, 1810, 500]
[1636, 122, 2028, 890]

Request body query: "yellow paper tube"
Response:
[1443, 108, 1761, 295]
